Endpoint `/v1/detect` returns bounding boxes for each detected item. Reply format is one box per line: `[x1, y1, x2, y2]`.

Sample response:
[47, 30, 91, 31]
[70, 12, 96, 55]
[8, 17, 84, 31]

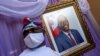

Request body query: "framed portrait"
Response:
[41, 0, 94, 56]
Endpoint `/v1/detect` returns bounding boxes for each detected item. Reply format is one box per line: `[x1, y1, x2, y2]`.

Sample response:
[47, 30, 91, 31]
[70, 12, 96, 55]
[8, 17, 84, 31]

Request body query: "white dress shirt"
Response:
[19, 45, 61, 56]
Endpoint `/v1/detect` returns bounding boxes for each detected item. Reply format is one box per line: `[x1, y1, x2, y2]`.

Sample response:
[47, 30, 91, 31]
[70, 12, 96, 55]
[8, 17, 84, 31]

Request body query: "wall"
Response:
[88, 0, 100, 26]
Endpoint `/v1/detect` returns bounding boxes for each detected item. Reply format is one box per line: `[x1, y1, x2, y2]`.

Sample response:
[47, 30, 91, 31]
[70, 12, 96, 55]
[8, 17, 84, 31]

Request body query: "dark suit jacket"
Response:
[55, 29, 84, 52]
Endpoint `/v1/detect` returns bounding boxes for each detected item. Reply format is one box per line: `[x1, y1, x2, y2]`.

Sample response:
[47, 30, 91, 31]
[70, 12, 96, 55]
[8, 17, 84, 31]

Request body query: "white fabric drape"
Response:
[0, 0, 48, 18]
[0, 0, 89, 18]
[78, 0, 90, 14]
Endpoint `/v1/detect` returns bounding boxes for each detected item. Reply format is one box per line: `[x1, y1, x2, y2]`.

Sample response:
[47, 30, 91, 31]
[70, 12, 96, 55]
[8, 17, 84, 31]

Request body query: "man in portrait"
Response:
[55, 15, 84, 52]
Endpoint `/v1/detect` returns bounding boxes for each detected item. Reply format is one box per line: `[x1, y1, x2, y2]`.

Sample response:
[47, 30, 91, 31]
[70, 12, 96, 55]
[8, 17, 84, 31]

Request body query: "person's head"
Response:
[23, 17, 45, 49]
[58, 15, 70, 32]
[23, 17, 43, 37]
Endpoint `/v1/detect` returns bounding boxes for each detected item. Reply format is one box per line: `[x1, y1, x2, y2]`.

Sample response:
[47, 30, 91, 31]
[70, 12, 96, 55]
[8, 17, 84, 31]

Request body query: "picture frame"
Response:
[41, 0, 94, 56]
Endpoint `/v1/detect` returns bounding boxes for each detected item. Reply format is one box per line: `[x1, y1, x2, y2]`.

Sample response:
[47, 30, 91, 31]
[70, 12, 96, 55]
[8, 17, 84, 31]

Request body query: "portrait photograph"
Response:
[41, 1, 94, 56]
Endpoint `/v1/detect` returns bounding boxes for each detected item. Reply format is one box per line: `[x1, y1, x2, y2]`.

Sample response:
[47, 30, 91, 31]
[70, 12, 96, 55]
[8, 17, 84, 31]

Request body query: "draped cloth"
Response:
[0, 0, 48, 18]
[78, 0, 89, 13]
[0, 0, 89, 18]
[0, 0, 100, 56]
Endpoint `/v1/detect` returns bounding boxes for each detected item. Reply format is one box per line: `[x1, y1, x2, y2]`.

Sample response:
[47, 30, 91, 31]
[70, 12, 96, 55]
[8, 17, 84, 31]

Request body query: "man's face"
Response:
[58, 16, 69, 32]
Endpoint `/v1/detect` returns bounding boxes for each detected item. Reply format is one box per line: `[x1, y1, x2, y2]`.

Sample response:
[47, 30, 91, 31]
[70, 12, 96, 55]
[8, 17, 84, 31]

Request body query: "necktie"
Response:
[68, 33, 77, 46]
